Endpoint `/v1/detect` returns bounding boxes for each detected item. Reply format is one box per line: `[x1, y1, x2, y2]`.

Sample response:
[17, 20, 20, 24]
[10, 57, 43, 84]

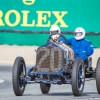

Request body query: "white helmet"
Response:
[74, 27, 85, 40]
[50, 25, 61, 41]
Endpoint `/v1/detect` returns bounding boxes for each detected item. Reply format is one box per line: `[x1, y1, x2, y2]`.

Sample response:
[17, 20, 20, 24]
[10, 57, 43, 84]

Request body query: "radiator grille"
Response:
[36, 47, 63, 72]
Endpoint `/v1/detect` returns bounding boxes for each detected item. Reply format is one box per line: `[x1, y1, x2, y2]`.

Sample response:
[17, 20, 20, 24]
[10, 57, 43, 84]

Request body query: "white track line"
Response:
[0, 79, 4, 83]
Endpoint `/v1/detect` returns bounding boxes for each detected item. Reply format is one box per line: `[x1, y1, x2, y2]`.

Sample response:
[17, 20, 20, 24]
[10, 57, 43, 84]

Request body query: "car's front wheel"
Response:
[72, 58, 85, 96]
[12, 57, 26, 96]
[96, 57, 100, 94]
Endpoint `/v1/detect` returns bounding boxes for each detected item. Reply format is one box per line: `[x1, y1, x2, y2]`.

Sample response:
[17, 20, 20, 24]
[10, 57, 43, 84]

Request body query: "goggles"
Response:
[75, 32, 82, 37]
[50, 30, 59, 35]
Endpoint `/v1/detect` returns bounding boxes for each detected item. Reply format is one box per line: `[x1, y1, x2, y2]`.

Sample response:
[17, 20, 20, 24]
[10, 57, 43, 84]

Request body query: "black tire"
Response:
[12, 57, 26, 96]
[96, 57, 100, 94]
[40, 83, 51, 94]
[72, 58, 85, 96]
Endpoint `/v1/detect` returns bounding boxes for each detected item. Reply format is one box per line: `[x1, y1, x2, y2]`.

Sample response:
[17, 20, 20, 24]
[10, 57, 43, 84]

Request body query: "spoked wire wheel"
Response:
[12, 57, 26, 96]
[72, 58, 85, 96]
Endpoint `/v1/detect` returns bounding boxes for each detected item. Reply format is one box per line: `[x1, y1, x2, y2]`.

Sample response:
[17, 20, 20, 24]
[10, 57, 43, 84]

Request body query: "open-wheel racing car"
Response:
[12, 35, 99, 96]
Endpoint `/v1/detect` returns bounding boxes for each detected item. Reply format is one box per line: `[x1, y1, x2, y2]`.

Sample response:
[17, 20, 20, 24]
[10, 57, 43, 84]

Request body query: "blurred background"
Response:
[0, 0, 100, 66]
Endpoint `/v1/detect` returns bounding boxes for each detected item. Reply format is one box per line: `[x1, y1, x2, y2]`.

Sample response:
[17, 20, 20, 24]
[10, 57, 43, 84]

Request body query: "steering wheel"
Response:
[49, 34, 67, 44]
[60, 34, 67, 43]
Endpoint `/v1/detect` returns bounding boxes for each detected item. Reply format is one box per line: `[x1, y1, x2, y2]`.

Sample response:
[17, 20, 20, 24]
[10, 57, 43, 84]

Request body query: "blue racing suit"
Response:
[47, 36, 94, 61]
[66, 38, 94, 61]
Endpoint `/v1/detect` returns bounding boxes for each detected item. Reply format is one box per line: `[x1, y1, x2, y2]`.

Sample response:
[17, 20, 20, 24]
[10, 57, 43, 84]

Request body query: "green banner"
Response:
[0, 32, 99, 48]
[0, 0, 100, 47]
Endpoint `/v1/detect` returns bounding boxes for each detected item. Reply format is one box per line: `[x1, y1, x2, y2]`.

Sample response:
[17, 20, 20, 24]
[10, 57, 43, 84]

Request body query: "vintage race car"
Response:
[12, 35, 99, 96]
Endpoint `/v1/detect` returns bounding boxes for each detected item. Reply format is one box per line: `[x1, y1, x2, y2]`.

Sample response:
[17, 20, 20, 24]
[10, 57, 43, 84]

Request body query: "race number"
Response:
[36, 47, 63, 72]
[36, 48, 50, 71]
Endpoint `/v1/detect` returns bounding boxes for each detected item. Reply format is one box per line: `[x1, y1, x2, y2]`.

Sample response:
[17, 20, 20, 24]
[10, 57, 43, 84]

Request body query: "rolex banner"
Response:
[0, 0, 100, 47]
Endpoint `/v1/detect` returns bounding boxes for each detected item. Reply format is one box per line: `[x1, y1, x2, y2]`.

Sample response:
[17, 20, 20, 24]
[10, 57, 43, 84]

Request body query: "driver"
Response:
[66, 27, 94, 62]
[47, 25, 66, 43]
[47, 25, 74, 58]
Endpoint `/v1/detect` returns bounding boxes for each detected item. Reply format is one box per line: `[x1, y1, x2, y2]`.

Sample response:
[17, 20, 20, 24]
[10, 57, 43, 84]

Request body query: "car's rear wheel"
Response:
[12, 57, 26, 96]
[40, 83, 51, 94]
[96, 57, 100, 94]
[72, 58, 85, 96]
